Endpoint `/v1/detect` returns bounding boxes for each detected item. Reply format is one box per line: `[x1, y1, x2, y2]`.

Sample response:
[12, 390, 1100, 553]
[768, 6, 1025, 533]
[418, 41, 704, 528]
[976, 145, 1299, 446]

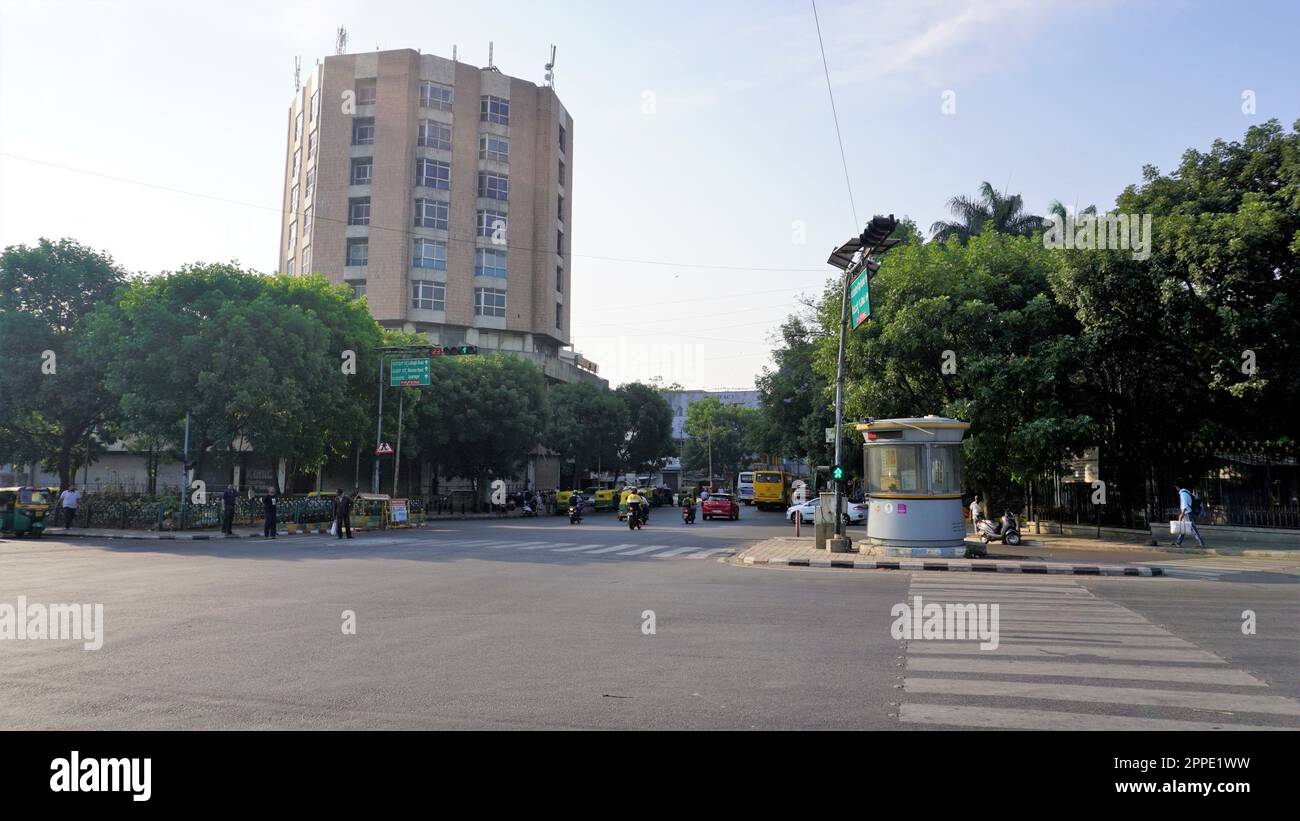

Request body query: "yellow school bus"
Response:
[752, 470, 791, 511]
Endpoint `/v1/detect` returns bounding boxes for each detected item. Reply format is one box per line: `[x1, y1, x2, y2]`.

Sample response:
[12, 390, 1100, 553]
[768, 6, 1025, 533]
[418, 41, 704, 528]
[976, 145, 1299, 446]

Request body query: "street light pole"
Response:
[372, 353, 385, 494]
[833, 260, 852, 539]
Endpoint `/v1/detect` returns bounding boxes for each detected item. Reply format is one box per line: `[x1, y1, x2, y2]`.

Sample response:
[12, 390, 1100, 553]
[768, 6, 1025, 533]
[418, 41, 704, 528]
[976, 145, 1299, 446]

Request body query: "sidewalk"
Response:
[1012, 527, 1297, 558]
[734, 536, 1162, 576]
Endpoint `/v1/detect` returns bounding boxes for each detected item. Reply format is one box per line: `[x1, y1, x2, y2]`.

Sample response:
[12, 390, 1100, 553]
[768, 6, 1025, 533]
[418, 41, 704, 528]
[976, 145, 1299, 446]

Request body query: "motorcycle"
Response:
[974, 510, 1021, 546]
[521, 502, 536, 517]
[568, 504, 583, 524]
[682, 505, 695, 525]
[628, 504, 645, 530]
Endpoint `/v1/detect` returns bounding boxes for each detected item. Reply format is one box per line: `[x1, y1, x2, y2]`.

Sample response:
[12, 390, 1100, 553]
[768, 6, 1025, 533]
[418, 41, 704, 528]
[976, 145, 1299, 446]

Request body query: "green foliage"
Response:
[542, 380, 626, 486]
[614, 381, 675, 477]
[0, 238, 127, 485]
[752, 315, 832, 465]
[682, 396, 757, 482]
[931, 181, 1046, 243]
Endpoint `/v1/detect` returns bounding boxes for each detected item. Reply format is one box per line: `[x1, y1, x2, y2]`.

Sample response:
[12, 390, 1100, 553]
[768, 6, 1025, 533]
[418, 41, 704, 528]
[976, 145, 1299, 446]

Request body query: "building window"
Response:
[303, 206, 313, 239]
[475, 248, 507, 278]
[353, 118, 375, 145]
[350, 157, 373, 185]
[420, 81, 453, 110]
[414, 198, 449, 230]
[413, 238, 447, 270]
[292, 148, 301, 179]
[556, 265, 563, 292]
[307, 130, 317, 162]
[287, 258, 295, 276]
[474, 287, 507, 317]
[479, 134, 509, 162]
[556, 230, 564, 255]
[348, 197, 370, 226]
[310, 90, 320, 121]
[287, 221, 297, 253]
[295, 111, 303, 144]
[418, 120, 451, 150]
[478, 172, 508, 201]
[556, 302, 563, 329]
[416, 158, 450, 189]
[355, 80, 376, 106]
[411, 280, 446, 311]
[348, 280, 366, 300]
[558, 193, 564, 218]
[480, 95, 510, 125]
[558, 159, 565, 187]
[302, 245, 311, 274]
[289, 184, 299, 210]
[559, 123, 566, 152]
[477, 209, 507, 243]
[346, 238, 368, 267]
[305, 168, 315, 202]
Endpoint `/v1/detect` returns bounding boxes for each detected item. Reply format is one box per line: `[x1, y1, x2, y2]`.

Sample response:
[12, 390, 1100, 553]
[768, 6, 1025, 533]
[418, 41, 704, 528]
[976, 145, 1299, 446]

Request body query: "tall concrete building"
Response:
[279, 48, 599, 384]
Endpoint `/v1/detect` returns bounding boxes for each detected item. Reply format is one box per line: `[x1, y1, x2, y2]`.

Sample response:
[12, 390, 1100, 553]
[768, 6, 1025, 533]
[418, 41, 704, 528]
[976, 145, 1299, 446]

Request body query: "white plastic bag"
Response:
[1169, 520, 1191, 535]
[329, 520, 337, 536]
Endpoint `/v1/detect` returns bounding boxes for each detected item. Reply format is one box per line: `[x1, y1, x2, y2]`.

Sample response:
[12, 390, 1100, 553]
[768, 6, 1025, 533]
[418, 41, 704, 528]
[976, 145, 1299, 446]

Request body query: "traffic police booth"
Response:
[856, 416, 969, 557]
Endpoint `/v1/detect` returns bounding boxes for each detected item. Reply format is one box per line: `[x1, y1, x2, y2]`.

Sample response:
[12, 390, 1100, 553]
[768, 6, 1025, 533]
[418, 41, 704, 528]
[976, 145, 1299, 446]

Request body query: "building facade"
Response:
[279, 48, 596, 384]
[665, 390, 762, 440]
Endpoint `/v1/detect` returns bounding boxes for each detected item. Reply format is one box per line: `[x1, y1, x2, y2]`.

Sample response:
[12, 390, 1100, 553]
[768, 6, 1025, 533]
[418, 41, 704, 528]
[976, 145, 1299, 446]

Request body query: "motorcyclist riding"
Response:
[626, 490, 646, 526]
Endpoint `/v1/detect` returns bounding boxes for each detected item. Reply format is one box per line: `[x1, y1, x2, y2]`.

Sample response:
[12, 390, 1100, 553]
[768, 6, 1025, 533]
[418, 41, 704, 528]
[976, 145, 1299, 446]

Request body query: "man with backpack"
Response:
[1172, 482, 1206, 548]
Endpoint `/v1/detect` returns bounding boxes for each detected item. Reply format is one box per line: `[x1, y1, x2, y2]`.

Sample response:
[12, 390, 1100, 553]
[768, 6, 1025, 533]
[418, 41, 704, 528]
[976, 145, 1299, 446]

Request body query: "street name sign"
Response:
[850, 268, 871, 329]
[390, 358, 431, 386]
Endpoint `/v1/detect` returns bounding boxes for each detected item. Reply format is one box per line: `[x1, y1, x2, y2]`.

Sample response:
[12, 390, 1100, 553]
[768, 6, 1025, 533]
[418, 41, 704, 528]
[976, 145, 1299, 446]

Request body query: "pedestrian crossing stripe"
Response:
[895, 576, 1300, 730]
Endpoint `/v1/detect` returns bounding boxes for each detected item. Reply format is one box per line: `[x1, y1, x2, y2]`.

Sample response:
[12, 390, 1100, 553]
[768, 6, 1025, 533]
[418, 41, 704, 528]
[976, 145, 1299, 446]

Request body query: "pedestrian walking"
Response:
[1171, 481, 1206, 548]
[333, 488, 353, 539]
[969, 494, 984, 533]
[58, 484, 80, 528]
[221, 483, 238, 535]
[262, 487, 279, 539]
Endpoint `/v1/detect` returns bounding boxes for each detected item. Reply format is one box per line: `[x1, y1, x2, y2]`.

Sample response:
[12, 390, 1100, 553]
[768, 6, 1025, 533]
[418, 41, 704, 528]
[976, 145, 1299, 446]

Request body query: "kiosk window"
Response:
[867, 444, 921, 494]
[929, 445, 962, 494]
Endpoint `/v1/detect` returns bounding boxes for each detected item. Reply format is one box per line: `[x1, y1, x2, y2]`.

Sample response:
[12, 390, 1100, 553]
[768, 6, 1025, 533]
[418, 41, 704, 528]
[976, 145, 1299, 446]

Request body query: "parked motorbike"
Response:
[568, 504, 583, 524]
[975, 510, 1021, 546]
[682, 505, 695, 525]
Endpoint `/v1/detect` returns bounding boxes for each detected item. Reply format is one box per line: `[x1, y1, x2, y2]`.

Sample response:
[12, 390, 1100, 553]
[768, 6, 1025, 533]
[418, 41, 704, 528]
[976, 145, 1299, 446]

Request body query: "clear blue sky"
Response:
[2, 0, 1297, 389]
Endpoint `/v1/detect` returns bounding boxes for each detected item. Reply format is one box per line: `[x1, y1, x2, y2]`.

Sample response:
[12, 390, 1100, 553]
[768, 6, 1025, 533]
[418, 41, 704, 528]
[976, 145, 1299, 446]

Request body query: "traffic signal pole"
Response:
[832, 262, 852, 539]
[372, 353, 385, 494]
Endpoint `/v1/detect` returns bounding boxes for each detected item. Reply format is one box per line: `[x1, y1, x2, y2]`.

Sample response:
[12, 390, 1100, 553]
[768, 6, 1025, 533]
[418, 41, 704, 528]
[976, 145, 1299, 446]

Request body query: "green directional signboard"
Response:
[390, 357, 431, 387]
[850, 268, 871, 329]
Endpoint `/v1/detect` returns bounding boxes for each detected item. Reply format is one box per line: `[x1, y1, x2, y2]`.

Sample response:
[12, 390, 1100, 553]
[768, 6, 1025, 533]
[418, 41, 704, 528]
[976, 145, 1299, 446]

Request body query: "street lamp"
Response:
[826, 214, 900, 547]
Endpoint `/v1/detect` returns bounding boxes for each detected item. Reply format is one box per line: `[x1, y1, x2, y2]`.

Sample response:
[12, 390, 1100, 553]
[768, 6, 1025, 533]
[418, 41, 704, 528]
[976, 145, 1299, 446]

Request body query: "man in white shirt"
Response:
[969, 494, 984, 527]
[59, 485, 81, 528]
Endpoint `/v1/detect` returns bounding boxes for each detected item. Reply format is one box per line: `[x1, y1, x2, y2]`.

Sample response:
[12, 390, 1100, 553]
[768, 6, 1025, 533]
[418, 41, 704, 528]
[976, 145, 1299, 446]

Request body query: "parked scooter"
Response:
[975, 510, 1021, 546]
[568, 503, 583, 524]
[682, 504, 695, 525]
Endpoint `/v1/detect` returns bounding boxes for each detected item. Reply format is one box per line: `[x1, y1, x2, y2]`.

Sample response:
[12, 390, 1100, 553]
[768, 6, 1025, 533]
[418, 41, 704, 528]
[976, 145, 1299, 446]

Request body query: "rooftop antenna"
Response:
[544, 44, 556, 87]
[488, 41, 494, 69]
[452, 45, 458, 62]
[335, 26, 348, 56]
[294, 55, 301, 91]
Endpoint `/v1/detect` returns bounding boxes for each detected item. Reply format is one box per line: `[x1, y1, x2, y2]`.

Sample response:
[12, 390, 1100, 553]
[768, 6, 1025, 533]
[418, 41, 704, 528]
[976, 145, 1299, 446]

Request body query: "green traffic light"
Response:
[832, 466, 843, 480]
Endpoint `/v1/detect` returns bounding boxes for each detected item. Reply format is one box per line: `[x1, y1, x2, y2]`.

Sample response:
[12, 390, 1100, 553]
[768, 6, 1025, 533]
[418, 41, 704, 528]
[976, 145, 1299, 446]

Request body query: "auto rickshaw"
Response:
[618, 488, 654, 521]
[592, 487, 616, 512]
[0, 486, 52, 537]
[555, 489, 576, 515]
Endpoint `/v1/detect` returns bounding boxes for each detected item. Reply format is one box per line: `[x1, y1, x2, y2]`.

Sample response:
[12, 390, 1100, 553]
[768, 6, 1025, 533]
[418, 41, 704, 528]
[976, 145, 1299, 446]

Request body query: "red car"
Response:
[702, 493, 740, 521]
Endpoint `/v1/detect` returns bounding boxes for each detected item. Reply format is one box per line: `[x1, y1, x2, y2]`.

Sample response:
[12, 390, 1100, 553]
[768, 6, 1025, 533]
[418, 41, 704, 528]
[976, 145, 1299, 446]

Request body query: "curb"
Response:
[740, 555, 1162, 576]
[38, 526, 428, 541]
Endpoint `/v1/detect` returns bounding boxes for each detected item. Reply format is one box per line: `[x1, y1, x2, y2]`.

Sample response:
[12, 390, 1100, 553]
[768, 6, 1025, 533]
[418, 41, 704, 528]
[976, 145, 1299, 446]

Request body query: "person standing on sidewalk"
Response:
[1172, 482, 1206, 548]
[333, 488, 353, 539]
[969, 494, 984, 530]
[58, 485, 80, 528]
[261, 487, 279, 539]
[221, 484, 238, 535]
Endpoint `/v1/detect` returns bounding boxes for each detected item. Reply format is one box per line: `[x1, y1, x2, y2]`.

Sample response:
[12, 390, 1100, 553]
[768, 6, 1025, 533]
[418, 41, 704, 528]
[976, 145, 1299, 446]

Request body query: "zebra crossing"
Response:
[1138, 557, 1300, 579]
[896, 574, 1300, 730]
[331, 534, 736, 561]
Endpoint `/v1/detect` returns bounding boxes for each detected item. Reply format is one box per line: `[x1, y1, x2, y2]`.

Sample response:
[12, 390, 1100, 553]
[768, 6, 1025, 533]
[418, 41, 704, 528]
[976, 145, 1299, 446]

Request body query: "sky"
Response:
[2, 0, 1298, 390]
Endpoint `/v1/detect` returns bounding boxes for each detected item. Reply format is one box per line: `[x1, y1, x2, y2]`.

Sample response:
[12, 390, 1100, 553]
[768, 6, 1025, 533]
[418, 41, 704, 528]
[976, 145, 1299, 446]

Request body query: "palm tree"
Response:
[930, 181, 1045, 243]
[1045, 199, 1098, 225]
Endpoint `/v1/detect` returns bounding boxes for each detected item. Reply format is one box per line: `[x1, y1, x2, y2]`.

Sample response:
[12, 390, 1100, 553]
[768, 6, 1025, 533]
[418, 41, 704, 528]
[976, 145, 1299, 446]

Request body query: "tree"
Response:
[430, 354, 546, 501]
[89, 265, 380, 487]
[931, 182, 1045, 243]
[613, 382, 674, 482]
[0, 238, 126, 486]
[542, 380, 626, 487]
[752, 315, 832, 466]
[682, 396, 757, 484]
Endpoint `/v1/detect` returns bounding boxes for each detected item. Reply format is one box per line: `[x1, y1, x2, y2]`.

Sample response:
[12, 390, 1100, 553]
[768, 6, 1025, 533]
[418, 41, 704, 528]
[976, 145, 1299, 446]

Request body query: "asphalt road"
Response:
[1, 508, 1296, 729]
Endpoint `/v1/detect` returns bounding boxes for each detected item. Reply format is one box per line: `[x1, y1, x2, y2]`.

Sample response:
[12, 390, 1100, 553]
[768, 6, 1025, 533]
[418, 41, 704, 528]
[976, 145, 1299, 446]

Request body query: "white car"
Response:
[786, 497, 869, 525]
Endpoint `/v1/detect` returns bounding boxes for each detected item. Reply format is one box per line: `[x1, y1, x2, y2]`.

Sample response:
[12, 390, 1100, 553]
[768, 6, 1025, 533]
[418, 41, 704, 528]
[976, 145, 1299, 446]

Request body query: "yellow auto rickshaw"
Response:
[0, 486, 52, 537]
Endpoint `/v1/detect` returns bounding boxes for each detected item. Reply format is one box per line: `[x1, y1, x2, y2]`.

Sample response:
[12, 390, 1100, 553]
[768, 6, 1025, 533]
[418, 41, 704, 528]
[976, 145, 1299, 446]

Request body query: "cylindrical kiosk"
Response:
[856, 416, 969, 558]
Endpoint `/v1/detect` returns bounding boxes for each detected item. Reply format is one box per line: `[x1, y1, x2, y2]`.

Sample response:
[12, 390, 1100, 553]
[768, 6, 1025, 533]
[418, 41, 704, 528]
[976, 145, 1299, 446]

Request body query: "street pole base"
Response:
[828, 535, 852, 554]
